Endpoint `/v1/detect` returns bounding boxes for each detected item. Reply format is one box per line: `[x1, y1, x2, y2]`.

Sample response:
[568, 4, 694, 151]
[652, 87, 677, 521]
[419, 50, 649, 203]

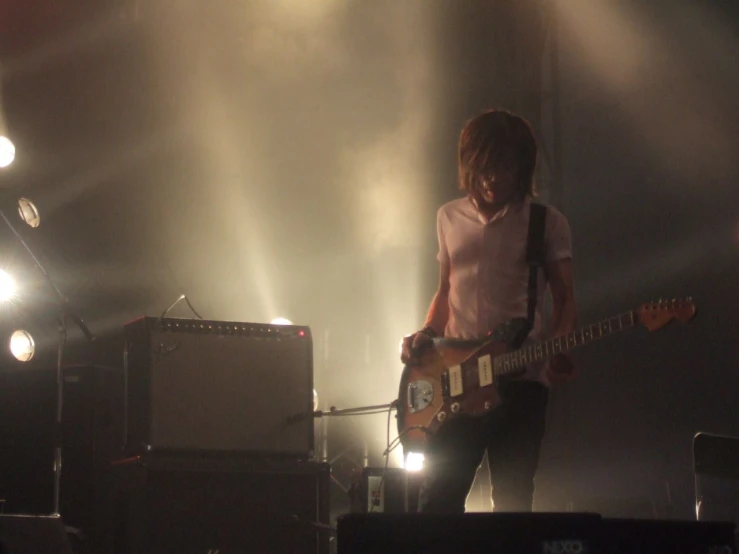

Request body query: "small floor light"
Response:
[404, 452, 425, 472]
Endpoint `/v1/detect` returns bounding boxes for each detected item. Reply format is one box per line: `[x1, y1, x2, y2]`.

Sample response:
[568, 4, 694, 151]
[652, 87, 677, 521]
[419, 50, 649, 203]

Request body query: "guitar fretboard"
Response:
[494, 311, 636, 375]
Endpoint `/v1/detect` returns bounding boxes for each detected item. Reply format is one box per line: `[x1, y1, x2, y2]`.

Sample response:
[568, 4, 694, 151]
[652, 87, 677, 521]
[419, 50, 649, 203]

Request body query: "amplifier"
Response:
[111, 455, 330, 554]
[123, 317, 314, 458]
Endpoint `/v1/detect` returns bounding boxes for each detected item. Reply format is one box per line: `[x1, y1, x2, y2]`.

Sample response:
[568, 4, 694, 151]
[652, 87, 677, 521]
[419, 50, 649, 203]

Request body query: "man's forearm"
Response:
[424, 290, 450, 337]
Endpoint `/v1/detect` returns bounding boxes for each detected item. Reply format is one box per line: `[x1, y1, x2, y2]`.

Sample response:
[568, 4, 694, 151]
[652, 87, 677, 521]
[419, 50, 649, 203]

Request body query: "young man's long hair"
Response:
[457, 109, 538, 201]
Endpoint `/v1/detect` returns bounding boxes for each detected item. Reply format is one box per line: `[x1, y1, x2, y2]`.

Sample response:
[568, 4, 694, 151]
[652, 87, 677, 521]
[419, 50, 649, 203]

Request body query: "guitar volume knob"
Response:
[451, 402, 460, 413]
[437, 411, 447, 422]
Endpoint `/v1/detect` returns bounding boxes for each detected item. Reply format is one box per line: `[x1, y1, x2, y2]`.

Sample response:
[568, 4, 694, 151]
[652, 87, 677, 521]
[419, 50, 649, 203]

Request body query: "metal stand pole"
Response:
[312, 402, 396, 419]
[53, 314, 67, 515]
[0, 209, 94, 516]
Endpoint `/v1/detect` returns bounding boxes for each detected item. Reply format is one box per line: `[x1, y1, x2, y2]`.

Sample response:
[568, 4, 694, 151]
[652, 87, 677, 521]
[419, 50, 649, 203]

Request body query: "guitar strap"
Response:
[524, 202, 547, 336]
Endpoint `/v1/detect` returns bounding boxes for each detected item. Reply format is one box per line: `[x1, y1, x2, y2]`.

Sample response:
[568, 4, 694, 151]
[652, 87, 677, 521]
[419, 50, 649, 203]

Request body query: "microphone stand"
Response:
[311, 402, 396, 463]
[312, 401, 396, 419]
[312, 401, 397, 481]
[313, 401, 406, 515]
[0, 209, 95, 516]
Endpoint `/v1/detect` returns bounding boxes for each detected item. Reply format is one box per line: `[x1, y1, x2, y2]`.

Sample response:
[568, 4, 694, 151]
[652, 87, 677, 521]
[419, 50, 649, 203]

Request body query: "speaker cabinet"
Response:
[0, 515, 73, 554]
[0, 366, 123, 533]
[124, 317, 314, 458]
[112, 455, 330, 554]
[694, 432, 739, 524]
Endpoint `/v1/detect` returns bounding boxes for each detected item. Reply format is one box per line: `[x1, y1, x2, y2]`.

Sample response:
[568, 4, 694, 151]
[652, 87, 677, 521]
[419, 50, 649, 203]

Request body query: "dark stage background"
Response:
[0, 0, 737, 521]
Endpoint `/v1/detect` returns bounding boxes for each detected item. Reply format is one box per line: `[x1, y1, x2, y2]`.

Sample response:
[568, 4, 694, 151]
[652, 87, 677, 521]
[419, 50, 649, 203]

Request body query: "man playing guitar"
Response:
[400, 109, 578, 513]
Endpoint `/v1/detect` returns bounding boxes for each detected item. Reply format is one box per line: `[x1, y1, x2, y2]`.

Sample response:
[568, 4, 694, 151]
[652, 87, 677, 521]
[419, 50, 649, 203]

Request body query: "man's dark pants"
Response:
[418, 380, 549, 513]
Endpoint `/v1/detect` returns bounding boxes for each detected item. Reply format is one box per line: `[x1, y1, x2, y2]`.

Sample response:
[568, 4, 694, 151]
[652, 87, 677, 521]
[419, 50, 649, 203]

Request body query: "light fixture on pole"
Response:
[0, 207, 95, 517]
[17, 197, 40, 228]
[9, 329, 35, 362]
[0, 269, 36, 362]
[0, 269, 16, 302]
[0, 136, 15, 168]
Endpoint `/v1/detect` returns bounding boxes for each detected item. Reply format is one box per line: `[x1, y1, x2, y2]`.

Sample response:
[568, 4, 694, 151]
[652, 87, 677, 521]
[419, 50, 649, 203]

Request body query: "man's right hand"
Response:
[400, 327, 436, 364]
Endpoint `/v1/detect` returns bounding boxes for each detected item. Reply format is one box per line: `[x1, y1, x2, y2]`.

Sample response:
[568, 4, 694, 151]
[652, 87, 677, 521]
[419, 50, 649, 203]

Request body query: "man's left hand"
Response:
[546, 352, 577, 384]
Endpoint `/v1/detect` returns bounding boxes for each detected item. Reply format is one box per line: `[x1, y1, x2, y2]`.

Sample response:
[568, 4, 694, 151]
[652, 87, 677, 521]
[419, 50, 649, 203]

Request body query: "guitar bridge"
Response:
[407, 380, 434, 413]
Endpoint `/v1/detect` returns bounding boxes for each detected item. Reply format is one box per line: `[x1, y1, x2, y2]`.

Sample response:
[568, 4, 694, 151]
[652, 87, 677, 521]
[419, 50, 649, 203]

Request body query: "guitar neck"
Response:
[495, 311, 637, 375]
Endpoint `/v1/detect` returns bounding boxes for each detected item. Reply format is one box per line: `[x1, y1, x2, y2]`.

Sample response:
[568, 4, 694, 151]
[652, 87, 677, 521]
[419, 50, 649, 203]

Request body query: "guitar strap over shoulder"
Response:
[524, 202, 547, 336]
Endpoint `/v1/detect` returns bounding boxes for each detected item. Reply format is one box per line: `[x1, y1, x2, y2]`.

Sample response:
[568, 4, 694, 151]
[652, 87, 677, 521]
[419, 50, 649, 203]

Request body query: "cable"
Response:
[158, 294, 185, 321]
[369, 405, 413, 514]
[156, 293, 204, 328]
[387, 406, 392, 455]
[184, 295, 204, 319]
[382, 427, 428, 458]
[368, 424, 433, 513]
[369, 405, 395, 514]
[312, 399, 425, 514]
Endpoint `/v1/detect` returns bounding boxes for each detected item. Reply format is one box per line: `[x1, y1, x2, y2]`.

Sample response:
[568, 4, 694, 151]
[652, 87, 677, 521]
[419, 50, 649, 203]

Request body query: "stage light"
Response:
[404, 452, 424, 472]
[9, 329, 35, 362]
[17, 198, 40, 228]
[271, 317, 293, 325]
[0, 270, 16, 302]
[0, 136, 15, 168]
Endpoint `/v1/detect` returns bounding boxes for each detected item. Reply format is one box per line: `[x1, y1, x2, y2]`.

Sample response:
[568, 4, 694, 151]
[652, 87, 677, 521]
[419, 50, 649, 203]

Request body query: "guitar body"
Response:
[397, 337, 513, 453]
[396, 298, 696, 454]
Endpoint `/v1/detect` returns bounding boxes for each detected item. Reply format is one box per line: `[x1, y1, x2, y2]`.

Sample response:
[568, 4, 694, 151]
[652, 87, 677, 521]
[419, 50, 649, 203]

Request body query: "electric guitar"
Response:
[396, 298, 696, 453]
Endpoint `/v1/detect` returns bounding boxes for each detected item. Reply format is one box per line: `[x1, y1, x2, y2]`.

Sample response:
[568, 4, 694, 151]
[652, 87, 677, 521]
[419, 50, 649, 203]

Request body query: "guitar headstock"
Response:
[636, 298, 696, 331]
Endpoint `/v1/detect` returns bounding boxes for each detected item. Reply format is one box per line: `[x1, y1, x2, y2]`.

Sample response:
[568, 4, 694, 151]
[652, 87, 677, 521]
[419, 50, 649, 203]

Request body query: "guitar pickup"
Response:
[441, 371, 450, 398]
[478, 354, 493, 387]
[448, 365, 463, 397]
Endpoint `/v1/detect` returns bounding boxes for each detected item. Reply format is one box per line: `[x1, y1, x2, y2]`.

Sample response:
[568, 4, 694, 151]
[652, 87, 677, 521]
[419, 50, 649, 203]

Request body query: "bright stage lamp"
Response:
[9, 329, 35, 362]
[18, 198, 40, 228]
[404, 452, 425, 472]
[0, 136, 15, 168]
[271, 317, 293, 325]
[0, 270, 16, 302]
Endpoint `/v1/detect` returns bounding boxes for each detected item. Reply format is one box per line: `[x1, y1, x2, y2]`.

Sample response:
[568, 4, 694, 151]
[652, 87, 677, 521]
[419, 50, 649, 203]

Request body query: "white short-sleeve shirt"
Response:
[436, 196, 573, 384]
